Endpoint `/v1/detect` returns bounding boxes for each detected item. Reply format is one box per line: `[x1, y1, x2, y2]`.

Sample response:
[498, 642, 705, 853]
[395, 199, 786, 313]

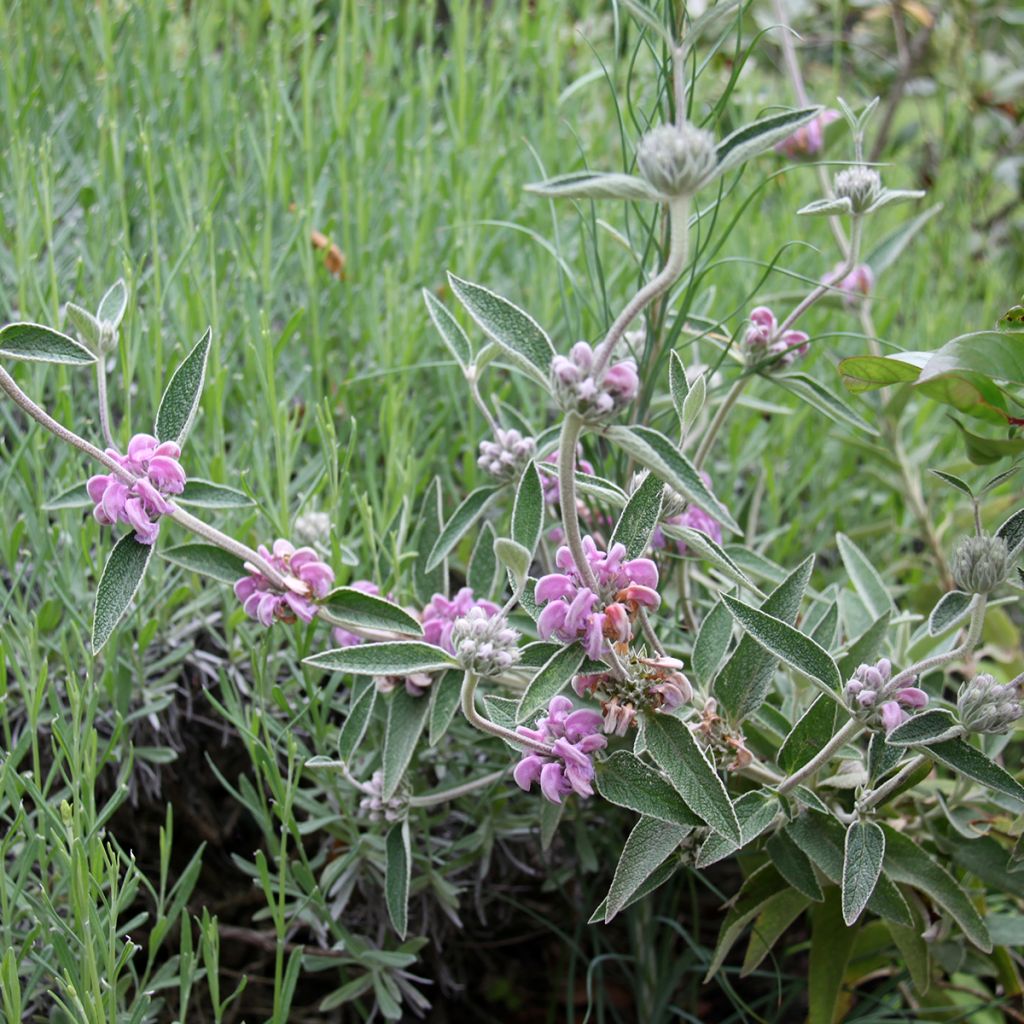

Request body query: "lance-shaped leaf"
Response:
[494, 537, 531, 594]
[177, 479, 256, 509]
[304, 641, 455, 676]
[0, 322, 95, 365]
[511, 460, 543, 558]
[722, 595, 842, 695]
[382, 687, 431, 800]
[741, 889, 812, 977]
[337, 680, 377, 761]
[323, 587, 422, 636]
[605, 424, 739, 533]
[798, 196, 853, 217]
[428, 669, 463, 746]
[604, 816, 689, 922]
[588, 856, 679, 925]
[517, 645, 585, 723]
[42, 482, 92, 510]
[594, 751, 701, 827]
[927, 738, 1024, 805]
[696, 792, 779, 868]
[766, 827, 824, 901]
[467, 521, 499, 599]
[837, 532, 893, 620]
[881, 825, 992, 951]
[610, 470, 662, 559]
[778, 695, 845, 774]
[422, 288, 472, 370]
[660, 524, 759, 592]
[97, 278, 128, 328]
[809, 889, 858, 1024]
[64, 303, 101, 351]
[538, 461, 628, 506]
[885, 709, 962, 747]
[413, 477, 446, 603]
[160, 542, 246, 585]
[155, 327, 212, 445]
[713, 107, 821, 178]
[669, 350, 689, 426]
[384, 819, 411, 939]
[427, 485, 502, 570]
[930, 469, 973, 497]
[772, 374, 878, 435]
[692, 599, 733, 687]
[524, 171, 660, 202]
[447, 273, 554, 384]
[997, 506, 1024, 557]
[867, 732, 903, 781]
[842, 820, 886, 925]
[928, 590, 973, 636]
[92, 533, 155, 653]
[682, 371, 706, 432]
[644, 714, 741, 843]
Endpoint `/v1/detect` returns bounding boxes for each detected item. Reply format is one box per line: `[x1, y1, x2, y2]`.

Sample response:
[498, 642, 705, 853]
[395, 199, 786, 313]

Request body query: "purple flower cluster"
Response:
[477, 428, 536, 482]
[742, 307, 809, 369]
[423, 587, 501, 654]
[823, 263, 874, 306]
[513, 696, 606, 803]
[845, 657, 928, 733]
[575, 654, 693, 735]
[774, 110, 839, 158]
[234, 539, 335, 626]
[536, 537, 659, 660]
[87, 433, 187, 545]
[551, 341, 639, 421]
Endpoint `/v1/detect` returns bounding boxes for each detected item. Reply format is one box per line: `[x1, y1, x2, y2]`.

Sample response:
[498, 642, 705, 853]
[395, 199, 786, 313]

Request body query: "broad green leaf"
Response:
[609, 470, 662, 559]
[384, 820, 411, 939]
[427, 485, 502, 570]
[92, 533, 154, 653]
[838, 353, 922, 394]
[524, 171, 660, 202]
[160, 542, 246, 585]
[604, 816, 689, 922]
[997, 506, 1024, 556]
[928, 590, 973, 636]
[413, 477, 447, 603]
[516, 645, 585, 723]
[337, 680, 377, 761]
[715, 555, 814, 720]
[511, 461, 543, 558]
[323, 587, 423, 636]
[644, 714, 740, 843]
[422, 288, 472, 369]
[64, 302, 101, 350]
[42, 481, 91, 510]
[885, 709, 961, 747]
[809, 888, 857, 1024]
[778, 695, 845, 775]
[722, 595, 842, 695]
[772, 373, 878, 435]
[696, 791, 779, 867]
[660, 524, 759, 591]
[97, 278, 128, 327]
[741, 888, 812, 977]
[836, 532, 893, 620]
[594, 750, 701, 827]
[927, 738, 1024, 805]
[669, 350, 689, 427]
[920, 331, 1024, 386]
[766, 827, 824, 901]
[304, 641, 455, 676]
[467, 521, 499, 599]
[447, 273, 554, 383]
[0, 322, 95, 365]
[714, 107, 821, 178]
[177, 479, 255, 509]
[692, 599, 733, 687]
[842, 821, 886, 925]
[155, 327, 212, 445]
[428, 669, 463, 746]
[881, 825, 992, 952]
[811, 601, 840, 649]
[605, 424, 739, 533]
[588, 856, 679, 924]
[949, 415, 1024, 465]
[930, 469, 973, 497]
[382, 687, 431, 800]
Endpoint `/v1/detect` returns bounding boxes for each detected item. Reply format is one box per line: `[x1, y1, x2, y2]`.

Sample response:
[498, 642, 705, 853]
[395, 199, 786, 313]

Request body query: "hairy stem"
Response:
[459, 672, 551, 755]
[777, 716, 864, 795]
[557, 412, 599, 592]
[858, 751, 930, 812]
[409, 768, 508, 808]
[95, 358, 115, 449]
[888, 594, 987, 690]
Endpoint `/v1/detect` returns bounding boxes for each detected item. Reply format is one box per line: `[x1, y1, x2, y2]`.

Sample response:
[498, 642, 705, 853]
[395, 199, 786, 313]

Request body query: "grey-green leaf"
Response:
[427, 669, 463, 746]
[494, 538, 532, 594]
[177, 479, 256, 509]
[927, 738, 1024, 805]
[0, 322, 95, 365]
[660, 524, 759, 592]
[524, 171, 660, 203]
[304, 642, 455, 676]
[885, 709, 961, 747]
[155, 327, 212, 445]
[997, 506, 1024, 557]
[413, 477, 447, 603]
[427, 485, 502, 571]
[669, 350, 689, 427]
[714, 106, 822, 178]
[422, 288, 472, 370]
[160, 542, 246, 584]
[842, 821, 886, 925]
[594, 750, 701, 827]
[64, 302, 101, 351]
[382, 687, 431, 800]
[467, 521, 499, 599]
[610, 470, 662, 559]
[92, 533, 154, 654]
[337, 680, 377, 761]
[692, 599, 733, 687]
[696, 792, 779, 868]
[837, 532, 893, 620]
[604, 816, 688, 922]
[42, 482, 92, 510]
[778, 695, 844, 774]
[384, 820, 411, 939]
[766, 828, 824, 901]
[97, 278, 128, 328]
[511, 461, 543, 558]
[517, 645, 585, 723]
[928, 590, 973, 636]
[323, 588, 423, 636]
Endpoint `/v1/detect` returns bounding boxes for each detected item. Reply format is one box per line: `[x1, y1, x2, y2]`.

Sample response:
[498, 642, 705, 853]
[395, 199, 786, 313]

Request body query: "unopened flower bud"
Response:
[636, 122, 717, 198]
[294, 510, 332, 546]
[477, 428, 537, 482]
[450, 607, 522, 677]
[958, 673, 1023, 734]
[551, 341, 638, 424]
[952, 534, 1009, 594]
[833, 166, 882, 213]
[357, 771, 408, 823]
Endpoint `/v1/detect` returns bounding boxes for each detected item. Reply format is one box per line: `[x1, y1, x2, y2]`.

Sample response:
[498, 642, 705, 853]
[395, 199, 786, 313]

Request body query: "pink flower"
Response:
[513, 696, 607, 804]
[421, 587, 499, 654]
[651, 471, 724, 555]
[846, 658, 928, 733]
[774, 110, 840, 158]
[823, 263, 875, 306]
[551, 341, 639, 422]
[234, 538, 335, 627]
[86, 433, 187, 545]
[741, 306, 810, 369]
[331, 580, 382, 647]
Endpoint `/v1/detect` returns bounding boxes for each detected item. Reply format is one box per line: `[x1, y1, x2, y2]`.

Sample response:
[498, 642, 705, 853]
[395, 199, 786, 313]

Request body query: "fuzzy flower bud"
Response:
[833, 166, 883, 213]
[294, 510, 331, 546]
[740, 306, 809, 370]
[551, 341, 638, 423]
[823, 263, 875, 306]
[358, 771, 408, 823]
[958, 674, 1023, 734]
[636, 122, 717, 198]
[450, 607, 522, 677]
[845, 657, 928, 733]
[952, 534, 1010, 594]
[477, 428, 537, 482]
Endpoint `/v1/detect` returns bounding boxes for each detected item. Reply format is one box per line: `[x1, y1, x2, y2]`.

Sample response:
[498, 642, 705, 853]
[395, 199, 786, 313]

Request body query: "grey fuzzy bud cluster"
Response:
[450, 607, 522, 677]
[952, 534, 1009, 594]
[294, 510, 332, 546]
[958, 674, 1023, 734]
[844, 658, 892, 709]
[636, 122, 717, 198]
[477, 429, 536, 482]
[833, 166, 882, 213]
[358, 771, 407, 823]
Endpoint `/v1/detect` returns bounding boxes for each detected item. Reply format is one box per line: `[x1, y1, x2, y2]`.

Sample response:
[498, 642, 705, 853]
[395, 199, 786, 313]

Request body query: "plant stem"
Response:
[409, 768, 508, 808]
[557, 412, 600, 593]
[693, 375, 748, 470]
[459, 671, 551, 755]
[777, 716, 864, 795]
[857, 751, 929, 812]
[95, 358, 115, 448]
[888, 594, 987, 690]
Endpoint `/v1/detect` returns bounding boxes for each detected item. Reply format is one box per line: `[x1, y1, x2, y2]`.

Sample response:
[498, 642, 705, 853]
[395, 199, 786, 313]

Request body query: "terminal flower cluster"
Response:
[844, 657, 928, 733]
[234, 539, 335, 626]
[551, 341, 638, 422]
[742, 307, 809, 370]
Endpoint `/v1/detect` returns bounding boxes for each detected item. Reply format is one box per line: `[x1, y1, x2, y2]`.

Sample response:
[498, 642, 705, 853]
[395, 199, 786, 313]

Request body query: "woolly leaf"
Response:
[160, 543, 246, 585]
[92, 533, 154, 653]
[384, 820, 411, 939]
[304, 642, 455, 676]
[381, 687, 431, 800]
[42, 482, 92, 510]
[524, 171, 660, 202]
[337, 680, 377, 761]
[885, 709, 961, 747]
[97, 278, 128, 328]
[594, 750, 701, 828]
[604, 816, 689, 922]
[692, 599, 733, 687]
[928, 590, 973, 636]
[155, 327, 212, 445]
[842, 820, 885, 925]
[323, 588, 423, 636]
[427, 485, 502, 571]
[511, 460, 543, 558]
[516, 645, 585, 723]
[610, 470, 662, 559]
[0, 322, 95, 365]
[714, 107, 821, 177]
[836, 532, 893, 620]
[177, 479, 256, 509]
[422, 288, 472, 370]
[928, 738, 1024, 805]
